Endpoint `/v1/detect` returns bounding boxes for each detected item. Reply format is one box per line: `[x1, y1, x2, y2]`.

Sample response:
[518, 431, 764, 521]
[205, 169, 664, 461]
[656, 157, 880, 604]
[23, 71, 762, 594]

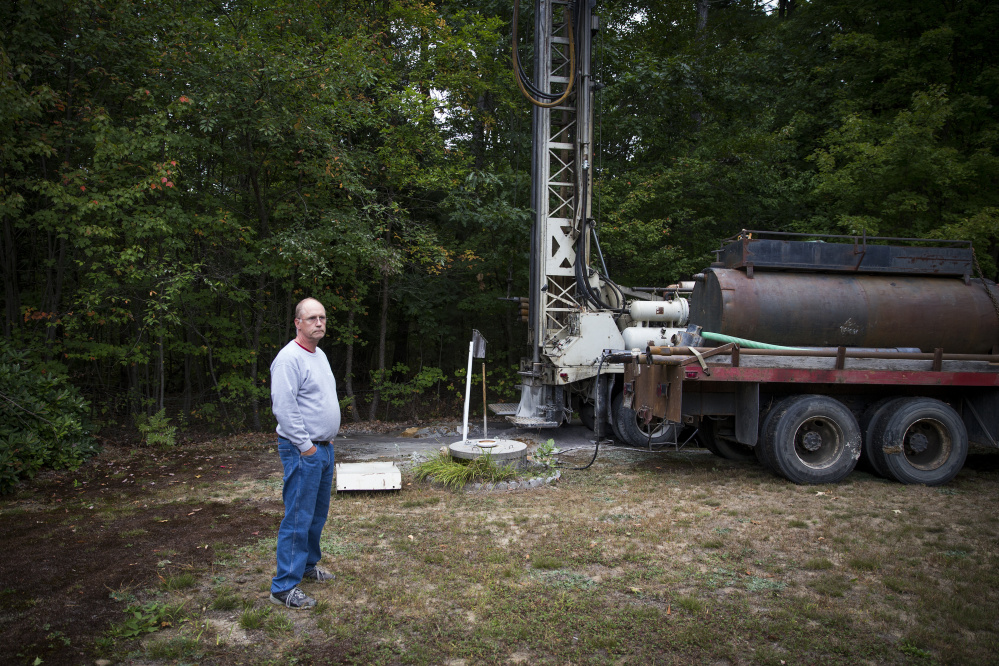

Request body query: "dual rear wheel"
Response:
[759, 394, 967, 486]
[758, 395, 861, 484]
[699, 417, 756, 462]
[864, 397, 967, 486]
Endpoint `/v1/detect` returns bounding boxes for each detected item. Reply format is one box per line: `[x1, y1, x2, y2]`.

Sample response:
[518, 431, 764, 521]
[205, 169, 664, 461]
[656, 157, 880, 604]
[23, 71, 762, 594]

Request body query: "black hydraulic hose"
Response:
[591, 225, 610, 278]
[512, 0, 577, 108]
[576, 232, 611, 311]
[516, 59, 564, 100]
[574, 167, 599, 309]
[574, 168, 624, 312]
[603, 273, 627, 311]
[513, 0, 583, 101]
[515, 0, 583, 101]
[574, 228, 597, 307]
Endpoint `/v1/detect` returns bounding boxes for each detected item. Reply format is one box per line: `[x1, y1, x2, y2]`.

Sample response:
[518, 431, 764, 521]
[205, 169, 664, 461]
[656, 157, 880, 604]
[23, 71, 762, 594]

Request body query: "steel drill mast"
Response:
[496, 0, 686, 438]
[527, 0, 593, 354]
[501, 0, 628, 429]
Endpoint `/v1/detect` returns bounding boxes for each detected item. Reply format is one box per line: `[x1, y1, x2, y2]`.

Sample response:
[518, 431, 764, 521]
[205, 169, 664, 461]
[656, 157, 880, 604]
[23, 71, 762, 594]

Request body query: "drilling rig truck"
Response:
[491, 0, 999, 485]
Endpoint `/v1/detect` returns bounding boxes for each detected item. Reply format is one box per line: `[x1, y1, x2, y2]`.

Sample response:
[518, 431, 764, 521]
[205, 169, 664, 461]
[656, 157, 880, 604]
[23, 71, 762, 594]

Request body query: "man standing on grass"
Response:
[269, 297, 341, 609]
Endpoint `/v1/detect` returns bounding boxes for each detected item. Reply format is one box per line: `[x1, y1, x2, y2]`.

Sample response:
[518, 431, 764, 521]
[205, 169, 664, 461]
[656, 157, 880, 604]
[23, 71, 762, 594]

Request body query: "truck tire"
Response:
[869, 397, 968, 486]
[697, 423, 720, 455]
[760, 395, 861, 484]
[609, 393, 626, 442]
[613, 392, 677, 447]
[579, 402, 595, 431]
[859, 397, 904, 478]
[699, 418, 756, 462]
[755, 396, 791, 475]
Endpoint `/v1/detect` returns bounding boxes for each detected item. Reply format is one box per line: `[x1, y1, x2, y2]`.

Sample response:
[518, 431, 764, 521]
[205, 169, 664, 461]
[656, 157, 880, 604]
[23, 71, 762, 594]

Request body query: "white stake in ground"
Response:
[461, 330, 487, 442]
[451, 330, 528, 466]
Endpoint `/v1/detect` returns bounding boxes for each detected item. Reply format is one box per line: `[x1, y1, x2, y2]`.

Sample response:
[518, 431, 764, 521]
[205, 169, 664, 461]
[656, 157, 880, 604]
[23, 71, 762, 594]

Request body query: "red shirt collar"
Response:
[295, 341, 316, 353]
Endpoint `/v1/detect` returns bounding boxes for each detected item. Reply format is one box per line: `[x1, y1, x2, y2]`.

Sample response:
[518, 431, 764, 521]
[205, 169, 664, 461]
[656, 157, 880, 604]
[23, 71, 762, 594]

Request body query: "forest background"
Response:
[2, 0, 998, 489]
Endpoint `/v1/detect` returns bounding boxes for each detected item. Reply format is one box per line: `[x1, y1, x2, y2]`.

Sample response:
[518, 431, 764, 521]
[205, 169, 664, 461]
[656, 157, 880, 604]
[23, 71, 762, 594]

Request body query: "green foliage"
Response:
[595, 0, 999, 284]
[0, 340, 99, 494]
[109, 601, 183, 640]
[371, 364, 448, 409]
[450, 364, 521, 406]
[532, 438, 557, 470]
[806, 87, 999, 240]
[135, 409, 177, 449]
[2, 0, 998, 430]
[412, 449, 518, 490]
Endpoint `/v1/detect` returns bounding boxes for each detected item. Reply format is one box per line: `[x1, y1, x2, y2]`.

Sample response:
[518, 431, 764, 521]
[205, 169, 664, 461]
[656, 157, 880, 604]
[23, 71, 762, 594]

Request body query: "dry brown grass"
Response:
[6, 439, 998, 664]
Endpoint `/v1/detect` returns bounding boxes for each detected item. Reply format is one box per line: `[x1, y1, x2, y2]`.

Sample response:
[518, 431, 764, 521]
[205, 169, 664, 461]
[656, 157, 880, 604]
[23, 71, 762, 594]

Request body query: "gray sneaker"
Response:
[303, 567, 335, 582]
[269, 587, 316, 610]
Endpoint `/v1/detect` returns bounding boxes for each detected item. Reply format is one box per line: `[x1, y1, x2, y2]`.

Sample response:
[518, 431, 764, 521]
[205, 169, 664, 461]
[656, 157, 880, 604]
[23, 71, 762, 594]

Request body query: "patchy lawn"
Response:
[2, 433, 998, 665]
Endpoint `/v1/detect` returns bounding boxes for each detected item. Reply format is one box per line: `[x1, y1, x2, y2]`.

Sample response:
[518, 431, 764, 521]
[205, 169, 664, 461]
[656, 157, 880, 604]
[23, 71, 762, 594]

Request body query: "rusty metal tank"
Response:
[689, 268, 999, 353]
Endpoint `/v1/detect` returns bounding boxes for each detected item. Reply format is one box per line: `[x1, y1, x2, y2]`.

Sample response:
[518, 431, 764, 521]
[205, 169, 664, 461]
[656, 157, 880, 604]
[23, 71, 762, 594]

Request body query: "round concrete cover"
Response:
[449, 438, 527, 461]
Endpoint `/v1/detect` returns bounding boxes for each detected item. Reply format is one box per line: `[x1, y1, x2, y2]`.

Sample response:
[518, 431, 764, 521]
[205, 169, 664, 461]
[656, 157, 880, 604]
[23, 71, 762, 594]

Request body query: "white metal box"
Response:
[334, 462, 402, 492]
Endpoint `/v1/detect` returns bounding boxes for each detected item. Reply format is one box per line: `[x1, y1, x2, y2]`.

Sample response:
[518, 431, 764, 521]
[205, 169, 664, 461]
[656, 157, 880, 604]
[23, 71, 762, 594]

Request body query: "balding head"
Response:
[295, 298, 323, 321]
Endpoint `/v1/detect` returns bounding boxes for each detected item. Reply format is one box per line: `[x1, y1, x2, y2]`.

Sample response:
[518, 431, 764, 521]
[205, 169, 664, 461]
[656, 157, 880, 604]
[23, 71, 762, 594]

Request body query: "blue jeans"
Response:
[271, 439, 334, 594]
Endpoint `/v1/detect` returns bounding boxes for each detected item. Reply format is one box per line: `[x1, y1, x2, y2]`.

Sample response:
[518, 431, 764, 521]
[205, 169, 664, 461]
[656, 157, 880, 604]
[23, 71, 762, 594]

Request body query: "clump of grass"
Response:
[401, 497, 440, 509]
[239, 606, 271, 630]
[422, 551, 446, 565]
[160, 573, 197, 591]
[745, 576, 787, 593]
[530, 553, 562, 570]
[145, 635, 202, 660]
[266, 613, 295, 636]
[211, 586, 240, 611]
[788, 519, 808, 529]
[804, 557, 834, 570]
[848, 555, 881, 571]
[485, 550, 508, 565]
[808, 573, 852, 597]
[412, 450, 519, 490]
[676, 595, 703, 613]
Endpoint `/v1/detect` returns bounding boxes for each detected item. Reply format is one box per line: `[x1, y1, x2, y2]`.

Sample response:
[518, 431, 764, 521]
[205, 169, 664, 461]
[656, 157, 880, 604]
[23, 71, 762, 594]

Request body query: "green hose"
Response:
[700, 331, 805, 351]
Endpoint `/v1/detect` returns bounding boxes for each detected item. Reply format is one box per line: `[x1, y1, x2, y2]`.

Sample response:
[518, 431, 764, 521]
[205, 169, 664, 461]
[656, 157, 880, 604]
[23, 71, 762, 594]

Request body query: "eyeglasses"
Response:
[299, 316, 327, 324]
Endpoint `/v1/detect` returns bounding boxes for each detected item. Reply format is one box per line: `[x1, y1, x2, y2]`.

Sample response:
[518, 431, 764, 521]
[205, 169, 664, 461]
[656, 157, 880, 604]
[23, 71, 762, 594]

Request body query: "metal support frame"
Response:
[529, 0, 592, 357]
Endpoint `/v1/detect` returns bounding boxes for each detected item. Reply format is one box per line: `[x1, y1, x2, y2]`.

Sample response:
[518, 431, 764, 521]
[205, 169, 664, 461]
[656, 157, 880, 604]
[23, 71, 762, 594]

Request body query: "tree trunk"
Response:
[472, 92, 492, 170]
[182, 329, 192, 425]
[250, 276, 265, 430]
[247, 135, 270, 431]
[0, 215, 19, 339]
[285, 292, 295, 347]
[691, 0, 710, 132]
[696, 0, 709, 33]
[368, 272, 391, 421]
[157, 332, 165, 413]
[778, 0, 797, 19]
[344, 309, 361, 422]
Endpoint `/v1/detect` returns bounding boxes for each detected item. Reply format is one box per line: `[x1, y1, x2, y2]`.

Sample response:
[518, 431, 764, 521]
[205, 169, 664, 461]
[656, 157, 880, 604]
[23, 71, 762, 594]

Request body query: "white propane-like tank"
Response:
[622, 326, 685, 351]
[629, 299, 689, 323]
[622, 297, 689, 350]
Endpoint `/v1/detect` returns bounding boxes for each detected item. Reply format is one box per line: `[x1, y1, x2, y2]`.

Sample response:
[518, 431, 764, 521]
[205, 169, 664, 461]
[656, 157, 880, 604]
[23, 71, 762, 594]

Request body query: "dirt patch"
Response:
[0, 439, 282, 665]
